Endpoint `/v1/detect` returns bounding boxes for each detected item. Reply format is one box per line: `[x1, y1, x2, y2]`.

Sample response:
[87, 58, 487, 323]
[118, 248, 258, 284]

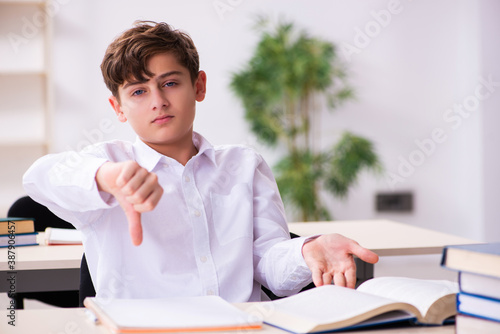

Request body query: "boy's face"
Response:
[109, 52, 206, 155]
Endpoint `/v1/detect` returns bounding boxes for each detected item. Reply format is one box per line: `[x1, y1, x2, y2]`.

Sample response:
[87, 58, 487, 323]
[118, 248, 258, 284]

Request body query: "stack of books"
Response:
[442, 242, 500, 333]
[0, 217, 38, 248]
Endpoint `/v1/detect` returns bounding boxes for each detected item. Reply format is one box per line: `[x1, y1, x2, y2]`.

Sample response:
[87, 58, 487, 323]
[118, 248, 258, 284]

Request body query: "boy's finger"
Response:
[116, 161, 142, 188]
[121, 168, 149, 196]
[311, 268, 324, 287]
[345, 268, 357, 289]
[128, 185, 164, 212]
[333, 272, 345, 287]
[322, 272, 333, 286]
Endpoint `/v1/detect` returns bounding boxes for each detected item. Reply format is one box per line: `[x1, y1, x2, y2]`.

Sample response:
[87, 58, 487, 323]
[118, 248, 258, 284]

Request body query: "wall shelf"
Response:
[0, 0, 53, 215]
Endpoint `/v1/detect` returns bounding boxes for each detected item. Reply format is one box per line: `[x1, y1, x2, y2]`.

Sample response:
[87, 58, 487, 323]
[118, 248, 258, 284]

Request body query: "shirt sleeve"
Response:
[22, 148, 115, 229]
[251, 154, 313, 297]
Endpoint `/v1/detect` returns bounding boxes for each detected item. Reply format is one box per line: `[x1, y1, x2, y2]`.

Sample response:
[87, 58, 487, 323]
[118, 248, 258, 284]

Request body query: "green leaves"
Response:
[230, 20, 346, 148]
[230, 19, 382, 221]
[325, 132, 382, 198]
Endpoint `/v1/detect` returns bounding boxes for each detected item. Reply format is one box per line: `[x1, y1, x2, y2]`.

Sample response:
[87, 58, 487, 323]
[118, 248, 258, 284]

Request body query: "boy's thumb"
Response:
[117, 194, 143, 246]
[126, 208, 143, 246]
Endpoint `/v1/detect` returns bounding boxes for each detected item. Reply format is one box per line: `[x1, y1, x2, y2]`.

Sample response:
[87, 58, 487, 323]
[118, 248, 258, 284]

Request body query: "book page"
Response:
[268, 284, 417, 332]
[357, 277, 458, 321]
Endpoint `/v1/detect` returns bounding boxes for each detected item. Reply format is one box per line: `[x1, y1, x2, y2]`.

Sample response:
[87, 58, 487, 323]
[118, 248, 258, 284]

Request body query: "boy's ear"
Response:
[109, 96, 127, 123]
[195, 70, 207, 102]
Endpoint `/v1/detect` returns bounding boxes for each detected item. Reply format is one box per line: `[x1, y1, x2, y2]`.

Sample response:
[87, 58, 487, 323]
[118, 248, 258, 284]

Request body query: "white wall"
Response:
[480, 0, 500, 242]
[46, 0, 498, 242]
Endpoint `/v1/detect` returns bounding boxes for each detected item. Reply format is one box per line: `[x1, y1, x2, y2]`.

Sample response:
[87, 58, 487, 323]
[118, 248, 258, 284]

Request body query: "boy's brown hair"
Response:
[101, 21, 200, 101]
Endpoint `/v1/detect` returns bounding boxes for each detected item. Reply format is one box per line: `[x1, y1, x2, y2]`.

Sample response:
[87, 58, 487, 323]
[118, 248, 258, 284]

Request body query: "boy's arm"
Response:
[23, 148, 162, 246]
[251, 157, 314, 296]
[95, 161, 163, 246]
[23, 151, 111, 224]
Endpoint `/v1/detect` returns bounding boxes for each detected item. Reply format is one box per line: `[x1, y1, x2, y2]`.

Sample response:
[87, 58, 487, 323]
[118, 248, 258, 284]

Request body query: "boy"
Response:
[23, 21, 378, 302]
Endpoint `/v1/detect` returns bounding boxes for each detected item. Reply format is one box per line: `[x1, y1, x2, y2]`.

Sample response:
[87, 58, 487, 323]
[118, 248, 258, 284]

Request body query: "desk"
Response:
[0, 233, 83, 293]
[0, 307, 455, 334]
[0, 220, 477, 294]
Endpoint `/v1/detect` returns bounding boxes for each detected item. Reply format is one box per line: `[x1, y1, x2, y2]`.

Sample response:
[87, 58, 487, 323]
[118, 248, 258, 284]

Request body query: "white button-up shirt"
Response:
[23, 133, 313, 302]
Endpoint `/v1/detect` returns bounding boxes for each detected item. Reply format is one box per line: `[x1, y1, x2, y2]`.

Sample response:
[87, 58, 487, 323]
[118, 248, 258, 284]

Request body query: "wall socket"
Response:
[376, 192, 413, 212]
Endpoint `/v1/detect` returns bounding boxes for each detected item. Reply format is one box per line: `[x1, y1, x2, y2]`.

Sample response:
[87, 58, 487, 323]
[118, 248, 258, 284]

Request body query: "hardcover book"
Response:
[459, 271, 500, 300]
[0, 217, 35, 235]
[0, 232, 38, 247]
[441, 242, 500, 278]
[457, 293, 500, 323]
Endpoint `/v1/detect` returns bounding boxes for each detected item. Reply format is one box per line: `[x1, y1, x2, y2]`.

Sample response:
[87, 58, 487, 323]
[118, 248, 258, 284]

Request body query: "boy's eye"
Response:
[132, 89, 145, 96]
[164, 82, 176, 87]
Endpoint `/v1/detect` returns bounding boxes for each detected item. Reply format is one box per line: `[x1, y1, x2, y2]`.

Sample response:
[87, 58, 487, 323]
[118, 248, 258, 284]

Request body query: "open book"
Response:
[84, 295, 262, 334]
[259, 277, 458, 333]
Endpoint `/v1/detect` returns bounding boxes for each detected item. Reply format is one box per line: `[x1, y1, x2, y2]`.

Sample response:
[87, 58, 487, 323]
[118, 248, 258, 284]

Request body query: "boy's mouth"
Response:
[152, 115, 174, 124]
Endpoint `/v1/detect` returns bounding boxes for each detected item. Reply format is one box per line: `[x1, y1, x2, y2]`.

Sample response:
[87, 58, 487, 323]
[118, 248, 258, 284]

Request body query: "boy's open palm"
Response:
[96, 161, 163, 246]
[302, 234, 379, 289]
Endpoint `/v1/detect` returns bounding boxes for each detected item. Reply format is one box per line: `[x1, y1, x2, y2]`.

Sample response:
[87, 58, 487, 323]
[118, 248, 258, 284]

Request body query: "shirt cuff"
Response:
[280, 236, 315, 289]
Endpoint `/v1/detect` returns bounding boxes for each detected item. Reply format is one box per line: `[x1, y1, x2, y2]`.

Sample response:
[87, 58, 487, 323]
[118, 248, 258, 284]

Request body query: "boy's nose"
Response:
[151, 89, 169, 110]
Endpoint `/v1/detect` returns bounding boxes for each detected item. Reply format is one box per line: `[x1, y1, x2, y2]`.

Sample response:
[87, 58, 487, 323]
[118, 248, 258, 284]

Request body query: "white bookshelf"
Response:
[0, 0, 53, 215]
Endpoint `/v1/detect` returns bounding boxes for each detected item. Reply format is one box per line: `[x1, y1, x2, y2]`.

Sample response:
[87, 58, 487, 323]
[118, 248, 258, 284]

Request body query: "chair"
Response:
[79, 254, 96, 306]
[7, 196, 80, 309]
[8, 196, 75, 231]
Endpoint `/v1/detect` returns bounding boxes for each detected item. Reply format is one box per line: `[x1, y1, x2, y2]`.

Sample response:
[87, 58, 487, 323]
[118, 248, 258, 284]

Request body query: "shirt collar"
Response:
[132, 132, 217, 171]
[192, 132, 217, 166]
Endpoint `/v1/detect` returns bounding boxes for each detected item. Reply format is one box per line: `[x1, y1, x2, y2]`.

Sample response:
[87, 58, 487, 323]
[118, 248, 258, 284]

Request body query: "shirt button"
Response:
[194, 210, 201, 217]
[207, 290, 215, 295]
[200, 256, 207, 263]
[184, 176, 190, 182]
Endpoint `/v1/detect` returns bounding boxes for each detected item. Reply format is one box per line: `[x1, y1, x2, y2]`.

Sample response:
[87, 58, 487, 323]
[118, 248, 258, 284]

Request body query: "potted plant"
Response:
[230, 19, 381, 221]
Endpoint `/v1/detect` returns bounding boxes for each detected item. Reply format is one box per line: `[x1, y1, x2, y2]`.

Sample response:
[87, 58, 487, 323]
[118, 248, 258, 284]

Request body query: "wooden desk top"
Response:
[0, 307, 455, 334]
[288, 220, 478, 256]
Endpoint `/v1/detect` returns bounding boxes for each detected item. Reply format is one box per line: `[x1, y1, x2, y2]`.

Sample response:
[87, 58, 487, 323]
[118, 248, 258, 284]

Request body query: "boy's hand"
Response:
[96, 161, 163, 246]
[302, 234, 379, 289]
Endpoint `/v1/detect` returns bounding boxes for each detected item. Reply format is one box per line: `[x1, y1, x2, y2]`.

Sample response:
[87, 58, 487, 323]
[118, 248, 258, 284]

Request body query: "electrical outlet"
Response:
[376, 192, 413, 212]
